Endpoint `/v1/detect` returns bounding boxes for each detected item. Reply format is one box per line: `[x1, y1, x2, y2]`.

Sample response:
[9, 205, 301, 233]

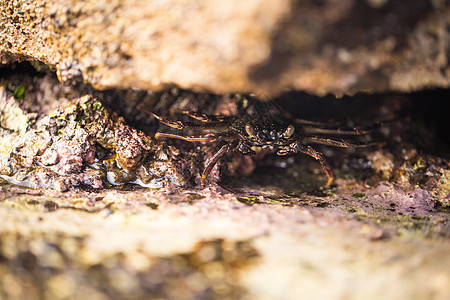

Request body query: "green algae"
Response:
[0, 86, 30, 132]
[11, 84, 25, 101]
[352, 192, 368, 200]
[395, 155, 450, 207]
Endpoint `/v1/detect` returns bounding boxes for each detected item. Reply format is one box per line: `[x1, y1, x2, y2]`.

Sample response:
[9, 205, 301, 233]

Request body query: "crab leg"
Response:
[201, 143, 232, 185]
[169, 109, 233, 123]
[156, 113, 231, 129]
[138, 105, 228, 129]
[155, 132, 218, 142]
[155, 131, 232, 185]
[304, 137, 352, 148]
[304, 137, 381, 148]
[303, 126, 370, 135]
[299, 145, 334, 186]
[294, 118, 333, 126]
[138, 105, 185, 129]
[277, 143, 334, 186]
[153, 113, 224, 129]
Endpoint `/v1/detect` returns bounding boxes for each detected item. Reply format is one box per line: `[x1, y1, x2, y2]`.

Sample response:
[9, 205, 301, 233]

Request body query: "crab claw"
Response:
[276, 148, 289, 156]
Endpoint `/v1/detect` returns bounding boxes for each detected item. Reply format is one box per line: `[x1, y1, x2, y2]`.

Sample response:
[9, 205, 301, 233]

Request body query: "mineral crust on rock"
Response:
[0, 86, 187, 191]
[0, 0, 449, 96]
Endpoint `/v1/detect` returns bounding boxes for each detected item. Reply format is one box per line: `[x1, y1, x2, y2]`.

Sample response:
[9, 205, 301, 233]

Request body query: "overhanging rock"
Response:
[0, 0, 449, 96]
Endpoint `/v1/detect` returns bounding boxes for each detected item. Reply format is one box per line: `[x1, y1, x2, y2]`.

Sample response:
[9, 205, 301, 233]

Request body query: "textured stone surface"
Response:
[0, 84, 187, 191]
[0, 64, 449, 299]
[0, 182, 449, 300]
[1, 0, 449, 95]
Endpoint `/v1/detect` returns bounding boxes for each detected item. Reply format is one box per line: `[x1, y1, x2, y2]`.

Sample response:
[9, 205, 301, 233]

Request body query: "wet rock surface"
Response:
[0, 0, 449, 95]
[0, 76, 187, 191]
[0, 64, 449, 299]
[0, 180, 449, 299]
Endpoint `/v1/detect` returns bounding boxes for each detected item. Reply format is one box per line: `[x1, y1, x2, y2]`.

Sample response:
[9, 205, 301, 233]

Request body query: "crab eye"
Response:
[283, 125, 295, 138]
[245, 123, 256, 137]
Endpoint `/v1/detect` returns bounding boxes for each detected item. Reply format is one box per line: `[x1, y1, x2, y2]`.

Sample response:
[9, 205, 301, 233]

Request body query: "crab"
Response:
[141, 103, 373, 186]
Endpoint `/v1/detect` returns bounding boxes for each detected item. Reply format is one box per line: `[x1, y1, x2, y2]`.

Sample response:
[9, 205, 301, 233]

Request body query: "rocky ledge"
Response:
[0, 0, 449, 95]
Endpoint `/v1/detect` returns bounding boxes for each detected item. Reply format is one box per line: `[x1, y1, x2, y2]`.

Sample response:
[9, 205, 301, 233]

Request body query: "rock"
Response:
[0, 181, 449, 300]
[0, 0, 449, 96]
[0, 86, 187, 191]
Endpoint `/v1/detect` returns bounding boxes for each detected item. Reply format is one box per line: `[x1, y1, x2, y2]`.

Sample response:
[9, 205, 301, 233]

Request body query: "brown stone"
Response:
[0, 0, 449, 96]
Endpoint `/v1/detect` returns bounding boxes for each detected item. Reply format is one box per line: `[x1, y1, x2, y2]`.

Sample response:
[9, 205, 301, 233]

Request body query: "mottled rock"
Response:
[0, 87, 187, 191]
[0, 0, 449, 96]
[0, 180, 449, 300]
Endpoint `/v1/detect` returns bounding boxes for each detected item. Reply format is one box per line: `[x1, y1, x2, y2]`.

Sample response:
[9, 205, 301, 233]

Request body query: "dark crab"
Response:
[141, 104, 373, 186]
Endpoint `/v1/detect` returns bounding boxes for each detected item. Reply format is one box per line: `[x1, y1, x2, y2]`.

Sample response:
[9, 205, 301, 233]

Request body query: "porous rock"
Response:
[0, 0, 449, 96]
[0, 87, 187, 191]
